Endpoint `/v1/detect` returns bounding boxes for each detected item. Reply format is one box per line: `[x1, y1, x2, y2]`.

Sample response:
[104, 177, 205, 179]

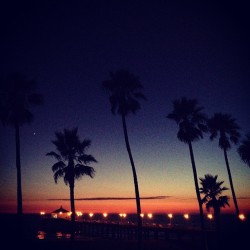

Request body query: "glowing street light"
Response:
[239, 214, 246, 221]
[140, 213, 144, 225]
[147, 213, 153, 219]
[168, 213, 173, 226]
[119, 213, 127, 224]
[76, 211, 82, 216]
[89, 213, 94, 218]
[40, 211, 45, 216]
[207, 213, 213, 230]
[103, 213, 108, 218]
[207, 213, 213, 220]
[183, 214, 189, 228]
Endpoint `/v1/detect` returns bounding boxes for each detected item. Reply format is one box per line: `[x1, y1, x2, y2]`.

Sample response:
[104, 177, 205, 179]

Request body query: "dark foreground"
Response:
[0, 214, 249, 250]
[3, 233, 249, 250]
[5, 238, 200, 250]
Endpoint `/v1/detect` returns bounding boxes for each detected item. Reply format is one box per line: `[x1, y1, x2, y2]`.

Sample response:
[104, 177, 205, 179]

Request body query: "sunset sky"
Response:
[0, 1, 249, 215]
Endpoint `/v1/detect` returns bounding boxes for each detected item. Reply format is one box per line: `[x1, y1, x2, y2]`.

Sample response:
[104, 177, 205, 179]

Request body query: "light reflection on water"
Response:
[37, 231, 71, 240]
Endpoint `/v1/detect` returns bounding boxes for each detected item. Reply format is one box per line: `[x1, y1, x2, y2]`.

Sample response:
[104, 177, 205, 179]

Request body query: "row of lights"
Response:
[40, 211, 246, 221]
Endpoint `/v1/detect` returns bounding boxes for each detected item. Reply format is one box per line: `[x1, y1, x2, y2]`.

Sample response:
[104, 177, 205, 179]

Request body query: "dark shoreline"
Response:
[0, 213, 249, 250]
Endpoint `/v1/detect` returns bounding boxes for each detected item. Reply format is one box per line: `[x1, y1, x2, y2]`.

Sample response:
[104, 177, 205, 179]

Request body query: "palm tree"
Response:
[46, 127, 97, 225]
[237, 133, 250, 168]
[167, 97, 207, 237]
[0, 73, 43, 218]
[199, 174, 230, 231]
[102, 69, 146, 245]
[207, 113, 241, 216]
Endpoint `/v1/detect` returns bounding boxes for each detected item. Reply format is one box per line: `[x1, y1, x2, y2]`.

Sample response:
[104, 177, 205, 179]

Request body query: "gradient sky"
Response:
[0, 0, 249, 215]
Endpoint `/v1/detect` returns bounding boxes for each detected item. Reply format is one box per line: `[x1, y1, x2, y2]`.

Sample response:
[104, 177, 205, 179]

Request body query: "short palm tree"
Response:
[199, 174, 230, 231]
[46, 127, 97, 225]
[102, 69, 146, 245]
[0, 73, 43, 217]
[207, 113, 241, 216]
[237, 133, 250, 168]
[167, 97, 207, 235]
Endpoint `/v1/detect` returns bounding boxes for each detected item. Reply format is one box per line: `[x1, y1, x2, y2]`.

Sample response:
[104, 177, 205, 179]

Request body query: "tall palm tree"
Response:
[199, 174, 230, 231]
[237, 133, 250, 168]
[46, 127, 97, 225]
[102, 69, 146, 245]
[0, 73, 43, 217]
[167, 97, 207, 237]
[207, 113, 241, 216]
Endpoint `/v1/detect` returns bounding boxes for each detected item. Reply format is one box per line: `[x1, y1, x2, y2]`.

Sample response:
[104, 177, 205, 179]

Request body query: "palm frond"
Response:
[54, 169, 64, 184]
[78, 154, 97, 164]
[46, 151, 62, 161]
[208, 113, 241, 150]
[75, 164, 95, 179]
[168, 97, 207, 143]
[102, 69, 145, 116]
[238, 133, 250, 167]
[51, 161, 66, 172]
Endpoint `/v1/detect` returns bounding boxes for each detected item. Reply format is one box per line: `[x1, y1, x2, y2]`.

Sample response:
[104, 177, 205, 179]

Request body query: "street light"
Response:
[89, 213, 94, 222]
[140, 213, 144, 225]
[103, 212, 108, 222]
[207, 213, 213, 230]
[207, 213, 213, 220]
[119, 213, 127, 224]
[183, 214, 189, 228]
[168, 213, 173, 226]
[238, 214, 246, 221]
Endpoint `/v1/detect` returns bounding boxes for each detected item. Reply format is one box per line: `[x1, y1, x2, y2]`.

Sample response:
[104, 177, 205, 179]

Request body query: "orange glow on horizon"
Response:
[1, 197, 250, 215]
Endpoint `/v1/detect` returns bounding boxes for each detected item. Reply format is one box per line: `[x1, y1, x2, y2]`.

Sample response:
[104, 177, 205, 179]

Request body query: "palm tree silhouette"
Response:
[207, 113, 241, 216]
[167, 97, 207, 237]
[0, 73, 43, 218]
[46, 128, 97, 230]
[237, 133, 250, 168]
[199, 174, 230, 231]
[102, 69, 146, 245]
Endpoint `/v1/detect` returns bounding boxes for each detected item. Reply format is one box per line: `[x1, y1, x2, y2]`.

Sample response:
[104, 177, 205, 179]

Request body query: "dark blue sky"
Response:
[0, 0, 249, 213]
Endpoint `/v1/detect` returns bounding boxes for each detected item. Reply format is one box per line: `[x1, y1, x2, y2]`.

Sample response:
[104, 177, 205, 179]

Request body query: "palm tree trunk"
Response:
[122, 114, 142, 247]
[214, 205, 221, 231]
[70, 184, 76, 222]
[69, 158, 76, 240]
[15, 123, 23, 216]
[223, 149, 239, 216]
[69, 182, 76, 240]
[188, 142, 207, 249]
